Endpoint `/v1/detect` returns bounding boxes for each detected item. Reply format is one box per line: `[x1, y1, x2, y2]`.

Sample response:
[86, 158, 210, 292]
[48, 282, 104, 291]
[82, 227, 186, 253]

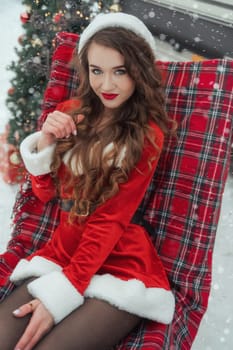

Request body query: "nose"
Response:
[101, 73, 115, 90]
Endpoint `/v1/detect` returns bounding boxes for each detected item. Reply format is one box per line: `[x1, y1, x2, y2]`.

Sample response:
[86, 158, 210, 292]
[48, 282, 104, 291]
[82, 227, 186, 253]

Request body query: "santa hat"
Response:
[78, 12, 156, 55]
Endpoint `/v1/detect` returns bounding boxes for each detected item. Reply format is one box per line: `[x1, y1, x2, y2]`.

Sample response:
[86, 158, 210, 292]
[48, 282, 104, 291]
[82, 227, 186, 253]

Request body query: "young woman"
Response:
[0, 12, 175, 350]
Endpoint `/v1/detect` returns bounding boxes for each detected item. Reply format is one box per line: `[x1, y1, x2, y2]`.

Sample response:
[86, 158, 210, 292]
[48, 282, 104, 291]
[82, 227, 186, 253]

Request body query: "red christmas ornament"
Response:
[53, 13, 63, 23]
[8, 87, 15, 96]
[20, 12, 30, 24]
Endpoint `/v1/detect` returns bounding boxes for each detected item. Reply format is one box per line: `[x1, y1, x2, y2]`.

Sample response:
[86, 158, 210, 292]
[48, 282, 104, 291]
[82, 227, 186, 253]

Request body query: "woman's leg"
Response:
[35, 298, 141, 350]
[0, 279, 140, 350]
[0, 279, 33, 350]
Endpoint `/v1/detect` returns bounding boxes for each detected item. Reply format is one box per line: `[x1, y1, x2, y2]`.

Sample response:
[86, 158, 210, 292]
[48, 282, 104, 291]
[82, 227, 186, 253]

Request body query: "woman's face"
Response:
[87, 42, 136, 110]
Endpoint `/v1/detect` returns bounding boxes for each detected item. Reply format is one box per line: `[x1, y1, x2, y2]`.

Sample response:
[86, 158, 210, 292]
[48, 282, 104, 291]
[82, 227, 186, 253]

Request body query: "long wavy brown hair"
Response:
[51, 27, 174, 220]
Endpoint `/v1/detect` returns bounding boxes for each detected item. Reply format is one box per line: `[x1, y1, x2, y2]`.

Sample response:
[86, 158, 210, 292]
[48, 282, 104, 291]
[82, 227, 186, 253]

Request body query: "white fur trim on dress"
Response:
[27, 271, 84, 324]
[85, 274, 175, 325]
[10, 257, 61, 284]
[20, 131, 56, 176]
[78, 12, 156, 55]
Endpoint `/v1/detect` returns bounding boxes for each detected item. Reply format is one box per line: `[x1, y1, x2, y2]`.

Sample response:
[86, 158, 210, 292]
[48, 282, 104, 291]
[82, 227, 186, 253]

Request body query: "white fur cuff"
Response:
[20, 131, 56, 176]
[10, 259, 29, 285]
[10, 257, 61, 284]
[85, 274, 175, 324]
[27, 271, 84, 324]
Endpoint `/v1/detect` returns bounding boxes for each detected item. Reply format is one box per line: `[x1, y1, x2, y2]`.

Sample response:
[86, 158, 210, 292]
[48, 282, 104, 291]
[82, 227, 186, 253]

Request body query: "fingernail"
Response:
[72, 130, 77, 136]
[13, 309, 20, 315]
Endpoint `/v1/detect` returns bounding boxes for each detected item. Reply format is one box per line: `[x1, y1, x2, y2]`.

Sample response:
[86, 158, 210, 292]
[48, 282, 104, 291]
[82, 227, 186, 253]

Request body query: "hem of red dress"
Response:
[85, 273, 175, 324]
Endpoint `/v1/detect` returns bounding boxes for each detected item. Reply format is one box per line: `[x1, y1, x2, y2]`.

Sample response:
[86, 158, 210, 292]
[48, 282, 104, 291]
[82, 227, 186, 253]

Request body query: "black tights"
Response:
[0, 279, 140, 350]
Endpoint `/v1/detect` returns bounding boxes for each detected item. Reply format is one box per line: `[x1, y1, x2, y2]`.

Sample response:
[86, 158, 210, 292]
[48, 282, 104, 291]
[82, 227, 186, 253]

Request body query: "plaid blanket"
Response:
[1, 32, 233, 349]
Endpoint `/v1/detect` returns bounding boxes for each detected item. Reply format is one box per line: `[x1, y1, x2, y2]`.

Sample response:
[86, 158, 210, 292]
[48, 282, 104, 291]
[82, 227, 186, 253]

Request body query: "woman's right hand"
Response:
[38, 111, 84, 151]
[13, 299, 54, 350]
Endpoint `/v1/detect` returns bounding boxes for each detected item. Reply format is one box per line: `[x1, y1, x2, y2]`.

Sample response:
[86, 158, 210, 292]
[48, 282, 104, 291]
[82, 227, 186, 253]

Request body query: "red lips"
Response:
[101, 93, 119, 100]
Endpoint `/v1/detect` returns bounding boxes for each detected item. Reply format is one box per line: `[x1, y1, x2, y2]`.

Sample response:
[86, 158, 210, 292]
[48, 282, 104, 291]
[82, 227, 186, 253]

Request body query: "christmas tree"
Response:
[3, 0, 120, 183]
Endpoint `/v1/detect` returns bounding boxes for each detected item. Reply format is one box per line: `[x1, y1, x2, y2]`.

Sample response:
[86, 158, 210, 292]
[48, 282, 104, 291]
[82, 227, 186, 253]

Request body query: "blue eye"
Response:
[115, 69, 127, 75]
[91, 68, 102, 75]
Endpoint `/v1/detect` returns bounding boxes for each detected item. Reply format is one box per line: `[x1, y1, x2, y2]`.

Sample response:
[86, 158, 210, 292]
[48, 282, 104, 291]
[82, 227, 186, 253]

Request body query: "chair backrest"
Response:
[9, 31, 233, 348]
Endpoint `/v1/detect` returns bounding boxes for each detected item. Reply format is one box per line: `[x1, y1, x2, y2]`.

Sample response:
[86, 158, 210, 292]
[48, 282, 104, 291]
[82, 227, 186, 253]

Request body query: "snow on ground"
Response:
[0, 1, 233, 349]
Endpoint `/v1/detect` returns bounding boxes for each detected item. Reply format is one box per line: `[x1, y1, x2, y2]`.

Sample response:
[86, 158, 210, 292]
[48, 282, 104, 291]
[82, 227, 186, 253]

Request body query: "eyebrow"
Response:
[89, 64, 126, 69]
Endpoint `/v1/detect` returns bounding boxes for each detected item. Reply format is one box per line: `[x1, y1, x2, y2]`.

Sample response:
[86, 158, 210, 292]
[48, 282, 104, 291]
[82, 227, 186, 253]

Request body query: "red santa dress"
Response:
[10, 100, 175, 325]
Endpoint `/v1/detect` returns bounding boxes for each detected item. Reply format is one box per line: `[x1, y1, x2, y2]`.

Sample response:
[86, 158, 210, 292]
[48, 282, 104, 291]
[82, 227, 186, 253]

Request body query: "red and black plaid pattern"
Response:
[118, 59, 233, 349]
[1, 32, 232, 349]
[38, 32, 80, 128]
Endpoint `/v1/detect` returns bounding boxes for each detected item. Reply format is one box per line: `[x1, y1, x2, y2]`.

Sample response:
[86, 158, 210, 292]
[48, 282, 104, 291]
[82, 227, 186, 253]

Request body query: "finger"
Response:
[42, 123, 68, 139]
[54, 111, 81, 129]
[14, 325, 36, 350]
[14, 323, 41, 350]
[71, 114, 85, 136]
[43, 118, 72, 138]
[42, 125, 70, 139]
[48, 111, 75, 129]
[45, 112, 77, 138]
[24, 322, 52, 350]
[20, 328, 46, 350]
[14, 303, 53, 350]
[13, 300, 39, 318]
[16, 322, 53, 350]
[13, 303, 33, 318]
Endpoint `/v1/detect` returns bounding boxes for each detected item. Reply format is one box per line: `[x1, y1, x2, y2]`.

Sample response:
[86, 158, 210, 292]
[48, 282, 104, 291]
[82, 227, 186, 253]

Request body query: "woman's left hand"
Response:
[13, 299, 54, 350]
